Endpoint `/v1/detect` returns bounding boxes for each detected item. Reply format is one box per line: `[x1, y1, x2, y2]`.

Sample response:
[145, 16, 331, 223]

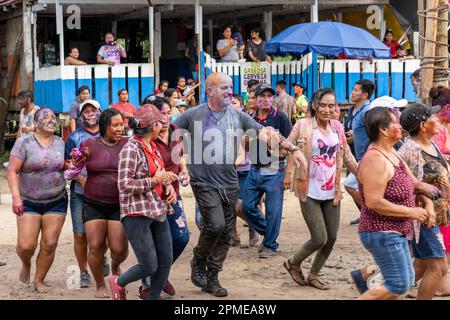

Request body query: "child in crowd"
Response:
[155, 80, 169, 97]
[232, 26, 246, 62]
[183, 79, 199, 107]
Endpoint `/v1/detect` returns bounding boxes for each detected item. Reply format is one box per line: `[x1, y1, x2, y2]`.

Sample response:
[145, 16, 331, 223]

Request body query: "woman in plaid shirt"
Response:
[109, 104, 178, 300]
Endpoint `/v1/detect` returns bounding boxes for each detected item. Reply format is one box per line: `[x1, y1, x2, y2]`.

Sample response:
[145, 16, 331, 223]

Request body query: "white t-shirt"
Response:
[216, 39, 239, 62]
[19, 105, 40, 137]
[308, 128, 339, 200]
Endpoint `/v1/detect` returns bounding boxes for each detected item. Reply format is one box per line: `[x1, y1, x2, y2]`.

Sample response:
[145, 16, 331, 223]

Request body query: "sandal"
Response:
[283, 260, 306, 286]
[306, 276, 330, 290]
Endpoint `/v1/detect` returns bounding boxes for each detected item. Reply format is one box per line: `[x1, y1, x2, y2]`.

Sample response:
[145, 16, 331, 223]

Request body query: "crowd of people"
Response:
[6, 64, 450, 301]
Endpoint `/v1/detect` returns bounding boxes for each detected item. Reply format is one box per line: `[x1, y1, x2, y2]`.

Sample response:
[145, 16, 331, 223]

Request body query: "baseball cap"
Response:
[292, 82, 306, 89]
[79, 99, 100, 113]
[134, 104, 165, 129]
[400, 103, 441, 134]
[369, 96, 408, 110]
[255, 83, 275, 96]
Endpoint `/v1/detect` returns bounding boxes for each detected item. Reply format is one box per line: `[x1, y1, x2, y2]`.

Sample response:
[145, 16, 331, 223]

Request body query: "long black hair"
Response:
[99, 108, 123, 137]
[309, 88, 336, 117]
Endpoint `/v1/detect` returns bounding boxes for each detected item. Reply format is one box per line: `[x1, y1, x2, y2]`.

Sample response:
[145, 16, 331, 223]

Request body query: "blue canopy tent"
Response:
[265, 21, 391, 94]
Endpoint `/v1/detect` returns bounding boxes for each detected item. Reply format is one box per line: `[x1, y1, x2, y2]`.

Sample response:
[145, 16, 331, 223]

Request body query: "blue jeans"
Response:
[360, 232, 415, 296]
[167, 196, 190, 263]
[69, 192, 85, 234]
[242, 164, 285, 251]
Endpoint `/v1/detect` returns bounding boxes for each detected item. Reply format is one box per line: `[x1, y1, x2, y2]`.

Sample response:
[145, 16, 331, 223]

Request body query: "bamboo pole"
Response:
[418, 0, 426, 56]
[433, 0, 448, 88]
[420, 0, 439, 103]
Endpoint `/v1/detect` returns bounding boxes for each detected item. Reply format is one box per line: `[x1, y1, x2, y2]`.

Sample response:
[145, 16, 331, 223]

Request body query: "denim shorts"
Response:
[411, 225, 446, 260]
[344, 173, 358, 189]
[23, 192, 68, 215]
[70, 192, 85, 233]
[360, 231, 414, 296]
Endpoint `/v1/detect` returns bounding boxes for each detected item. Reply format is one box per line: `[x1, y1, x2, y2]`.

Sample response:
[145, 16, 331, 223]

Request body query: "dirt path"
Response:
[0, 173, 447, 300]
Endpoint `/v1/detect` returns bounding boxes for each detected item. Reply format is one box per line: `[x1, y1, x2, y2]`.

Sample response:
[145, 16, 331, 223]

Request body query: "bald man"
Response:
[174, 72, 306, 297]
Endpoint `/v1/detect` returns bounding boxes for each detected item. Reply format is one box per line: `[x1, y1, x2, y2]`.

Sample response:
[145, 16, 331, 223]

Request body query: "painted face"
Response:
[70, 48, 80, 59]
[436, 105, 450, 124]
[151, 121, 163, 138]
[350, 84, 366, 104]
[230, 96, 242, 111]
[79, 89, 90, 102]
[119, 90, 128, 102]
[256, 90, 274, 111]
[105, 114, 124, 141]
[159, 103, 171, 130]
[81, 105, 100, 128]
[35, 108, 57, 133]
[178, 78, 186, 87]
[223, 27, 232, 39]
[385, 113, 403, 142]
[209, 77, 233, 109]
[422, 114, 440, 137]
[315, 94, 336, 123]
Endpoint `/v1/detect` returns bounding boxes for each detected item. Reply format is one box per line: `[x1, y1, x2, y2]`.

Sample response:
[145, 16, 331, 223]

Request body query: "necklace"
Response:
[207, 106, 227, 125]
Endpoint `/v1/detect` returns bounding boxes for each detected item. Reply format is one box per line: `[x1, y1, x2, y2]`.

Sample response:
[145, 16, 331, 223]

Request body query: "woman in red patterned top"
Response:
[109, 104, 178, 300]
[356, 107, 438, 300]
[383, 29, 400, 58]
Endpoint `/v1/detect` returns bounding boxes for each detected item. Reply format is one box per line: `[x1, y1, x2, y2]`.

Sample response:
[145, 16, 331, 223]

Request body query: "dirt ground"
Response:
[0, 169, 448, 300]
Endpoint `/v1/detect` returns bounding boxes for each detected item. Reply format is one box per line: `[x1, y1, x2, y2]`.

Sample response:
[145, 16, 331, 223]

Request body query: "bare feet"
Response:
[435, 288, 450, 297]
[34, 281, 50, 293]
[406, 287, 417, 299]
[95, 285, 110, 298]
[19, 263, 31, 284]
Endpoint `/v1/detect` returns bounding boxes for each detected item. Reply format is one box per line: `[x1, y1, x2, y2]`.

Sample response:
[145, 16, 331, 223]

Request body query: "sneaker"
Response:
[108, 275, 127, 300]
[138, 286, 149, 300]
[80, 271, 92, 288]
[350, 218, 360, 225]
[103, 256, 110, 277]
[259, 246, 278, 258]
[163, 280, 176, 296]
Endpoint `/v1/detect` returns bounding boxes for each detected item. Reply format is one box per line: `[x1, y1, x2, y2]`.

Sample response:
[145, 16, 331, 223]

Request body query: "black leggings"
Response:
[117, 216, 173, 300]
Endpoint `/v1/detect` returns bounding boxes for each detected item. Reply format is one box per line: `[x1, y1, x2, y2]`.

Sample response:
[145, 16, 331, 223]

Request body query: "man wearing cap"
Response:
[292, 82, 308, 122]
[174, 72, 306, 297]
[242, 83, 293, 258]
[274, 80, 297, 122]
[64, 99, 101, 288]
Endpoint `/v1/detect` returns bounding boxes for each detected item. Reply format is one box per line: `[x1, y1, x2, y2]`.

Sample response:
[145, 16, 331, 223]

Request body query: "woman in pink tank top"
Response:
[355, 107, 439, 300]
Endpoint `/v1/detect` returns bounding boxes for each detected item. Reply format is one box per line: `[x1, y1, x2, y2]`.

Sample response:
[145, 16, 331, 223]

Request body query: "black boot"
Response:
[190, 255, 207, 288]
[202, 268, 228, 297]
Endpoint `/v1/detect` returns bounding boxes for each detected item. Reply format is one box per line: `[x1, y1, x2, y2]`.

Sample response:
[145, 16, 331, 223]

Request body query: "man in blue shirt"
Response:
[344, 79, 375, 225]
[242, 83, 293, 258]
[65, 99, 102, 288]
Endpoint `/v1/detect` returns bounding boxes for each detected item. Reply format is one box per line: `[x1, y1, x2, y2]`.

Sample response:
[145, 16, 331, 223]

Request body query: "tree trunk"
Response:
[433, 0, 448, 88]
[420, 0, 439, 103]
[0, 33, 23, 155]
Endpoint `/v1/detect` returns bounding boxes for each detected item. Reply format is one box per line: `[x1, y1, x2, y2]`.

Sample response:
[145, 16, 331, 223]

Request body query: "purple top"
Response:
[11, 134, 66, 201]
[82, 137, 128, 204]
[358, 158, 415, 236]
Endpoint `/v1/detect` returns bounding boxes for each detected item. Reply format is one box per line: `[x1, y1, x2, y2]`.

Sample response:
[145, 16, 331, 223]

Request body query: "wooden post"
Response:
[418, 0, 426, 56]
[22, 1, 33, 89]
[433, 0, 448, 87]
[148, 6, 154, 63]
[420, 0, 439, 102]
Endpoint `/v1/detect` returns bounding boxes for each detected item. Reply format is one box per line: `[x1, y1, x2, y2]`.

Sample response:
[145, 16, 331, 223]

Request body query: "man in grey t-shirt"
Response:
[174, 72, 306, 297]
